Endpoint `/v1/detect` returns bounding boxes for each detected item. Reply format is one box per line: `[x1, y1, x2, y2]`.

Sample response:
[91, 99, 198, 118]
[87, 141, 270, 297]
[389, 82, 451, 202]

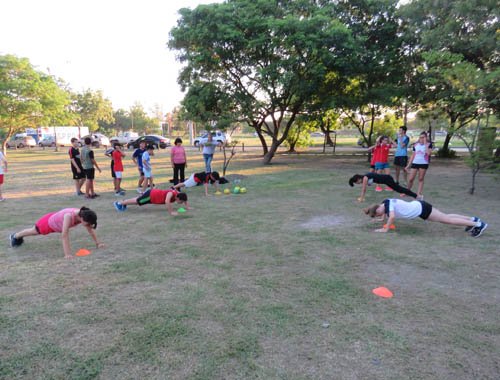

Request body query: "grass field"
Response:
[1, 148, 499, 379]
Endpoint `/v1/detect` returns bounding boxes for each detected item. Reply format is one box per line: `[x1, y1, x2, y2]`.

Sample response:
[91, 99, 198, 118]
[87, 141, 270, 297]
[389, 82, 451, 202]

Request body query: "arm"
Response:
[165, 193, 177, 215]
[143, 160, 150, 170]
[132, 151, 138, 166]
[71, 158, 81, 172]
[376, 212, 395, 232]
[405, 151, 416, 171]
[61, 213, 73, 259]
[204, 182, 210, 196]
[170, 150, 175, 168]
[184, 151, 187, 168]
[1, 157, 6, 173]
[86, 225, 104, 248]
[91, 159, 101, 173]
[358, 176, 368, 202]
[184, 201, 193, 210]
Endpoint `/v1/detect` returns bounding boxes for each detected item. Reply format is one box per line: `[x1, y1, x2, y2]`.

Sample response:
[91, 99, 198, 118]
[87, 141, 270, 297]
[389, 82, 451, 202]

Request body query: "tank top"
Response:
[48, 208, 80, 232]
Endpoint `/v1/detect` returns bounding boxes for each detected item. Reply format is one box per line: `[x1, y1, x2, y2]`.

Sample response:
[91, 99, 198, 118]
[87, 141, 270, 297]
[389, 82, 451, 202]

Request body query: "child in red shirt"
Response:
[114, 189, 192, 216]
[112, 143, 126, 196]
[368, 136, 394, 191]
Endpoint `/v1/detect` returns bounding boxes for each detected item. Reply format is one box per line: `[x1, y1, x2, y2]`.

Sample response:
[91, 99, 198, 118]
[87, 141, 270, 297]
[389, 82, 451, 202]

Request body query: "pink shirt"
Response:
[171, 145, 186, 164]
[48, 208, 80, 232]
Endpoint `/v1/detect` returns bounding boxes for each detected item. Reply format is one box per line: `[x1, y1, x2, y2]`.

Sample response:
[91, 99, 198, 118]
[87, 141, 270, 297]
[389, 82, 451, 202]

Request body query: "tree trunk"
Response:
[263, 141, 279, 164]
[319, 123, 334, 146]
[255, 129, 268, 155]
[470, 168, 477, 195]
[287, 140, 297, 153]
[442, 133, 453, 153]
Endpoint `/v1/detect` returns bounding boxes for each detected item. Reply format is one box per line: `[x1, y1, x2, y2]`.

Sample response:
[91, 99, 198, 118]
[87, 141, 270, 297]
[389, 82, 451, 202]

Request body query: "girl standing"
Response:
[171, 138, 187, 186]
[405, 132, 433, 199]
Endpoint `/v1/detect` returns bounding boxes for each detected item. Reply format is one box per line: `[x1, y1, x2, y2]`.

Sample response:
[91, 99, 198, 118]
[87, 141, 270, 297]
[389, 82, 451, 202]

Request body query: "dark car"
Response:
[127, 135, 170, 150]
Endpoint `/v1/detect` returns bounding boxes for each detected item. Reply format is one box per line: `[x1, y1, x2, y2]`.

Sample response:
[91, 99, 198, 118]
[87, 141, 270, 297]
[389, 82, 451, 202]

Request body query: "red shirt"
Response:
[112, 150, 124, 172]
[374, 143, 392, 164]
[150, 189, 178, 204]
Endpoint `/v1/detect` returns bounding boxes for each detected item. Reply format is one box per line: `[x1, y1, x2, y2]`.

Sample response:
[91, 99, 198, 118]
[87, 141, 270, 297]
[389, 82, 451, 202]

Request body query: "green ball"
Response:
[233, 188, 239, 194]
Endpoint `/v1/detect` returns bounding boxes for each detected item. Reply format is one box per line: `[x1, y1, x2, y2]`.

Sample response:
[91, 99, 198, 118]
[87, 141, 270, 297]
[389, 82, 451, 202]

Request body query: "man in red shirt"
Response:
[112, 144, 126, 196]
[114, 188, 191, 216]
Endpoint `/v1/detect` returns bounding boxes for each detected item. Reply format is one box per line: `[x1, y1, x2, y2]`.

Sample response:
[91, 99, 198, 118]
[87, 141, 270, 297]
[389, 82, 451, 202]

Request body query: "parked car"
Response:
[435, 130, 447, 137]
[79, 133, 110, 148]
[127, 135, 170, 150]
[38, 136, 57, 147]
[310, 132, 325, 137]
[6, 135, 37, 148]
[193, 131, 231, 147]
[110, 131, 139, 145]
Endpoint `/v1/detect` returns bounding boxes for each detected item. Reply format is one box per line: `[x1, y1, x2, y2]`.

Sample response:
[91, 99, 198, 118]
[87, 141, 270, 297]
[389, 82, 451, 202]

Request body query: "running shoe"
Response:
[9, 233, 23, 248]
[76, 190, 84, 196]
[385, 187, 393, 191]
[90, 194, 100, 199]
[465, 217, 479, 232]
[471, 222, 488, 238]
[417, 195, 424, 200]
[114, 201, 125, 211]
[136, 187, 143, 194]
[375, 186, 383, 192]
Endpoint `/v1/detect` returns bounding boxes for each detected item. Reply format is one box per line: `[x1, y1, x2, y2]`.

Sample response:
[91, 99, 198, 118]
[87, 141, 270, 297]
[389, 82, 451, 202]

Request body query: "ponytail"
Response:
[79, 207, 97, 229]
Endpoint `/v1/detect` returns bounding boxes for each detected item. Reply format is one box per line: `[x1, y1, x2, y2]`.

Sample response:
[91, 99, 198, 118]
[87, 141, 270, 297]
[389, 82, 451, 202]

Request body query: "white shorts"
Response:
[183, 173, 197, 188]
[115, 171, 122, 179]
[144, 170, 152, 178]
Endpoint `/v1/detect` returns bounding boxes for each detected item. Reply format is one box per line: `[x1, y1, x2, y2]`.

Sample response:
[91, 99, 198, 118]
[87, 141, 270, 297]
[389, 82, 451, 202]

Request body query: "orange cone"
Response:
[383, 224, 396, 229]
[372, 287, 393, 298]
[76, 248, 91, 256]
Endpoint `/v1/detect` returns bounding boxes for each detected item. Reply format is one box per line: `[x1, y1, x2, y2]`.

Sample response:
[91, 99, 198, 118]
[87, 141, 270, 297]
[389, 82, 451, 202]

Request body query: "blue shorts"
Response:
[375, 162, 390, 170]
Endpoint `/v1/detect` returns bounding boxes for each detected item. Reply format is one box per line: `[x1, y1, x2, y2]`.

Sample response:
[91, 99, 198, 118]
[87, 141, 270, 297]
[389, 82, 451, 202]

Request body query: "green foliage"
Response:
[72, 89, 114, 132]
[283, 119, 311, 151]
[372, 114, 401, 139]
[0, 54, 70, 151]
[169, 0, 354, 163]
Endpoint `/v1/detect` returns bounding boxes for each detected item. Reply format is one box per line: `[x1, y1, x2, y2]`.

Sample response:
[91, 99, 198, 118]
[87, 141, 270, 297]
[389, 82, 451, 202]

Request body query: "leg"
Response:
[384, 167, 390, 175]
[386, 177, 418, 198]
[417, 169, 427, 197]
[395, 165, 401, 183]
[78, 178, 85, 192]
[427, 209, 477, 227]
[407, 168, 417, 190]
[89, 180, 95, 196]
[173, 165, 179, 185]
[14, 226, 40, 239]
[180, 164, 185, 183]
[119, 197, 139, 206]
[85, 178, 91, 196]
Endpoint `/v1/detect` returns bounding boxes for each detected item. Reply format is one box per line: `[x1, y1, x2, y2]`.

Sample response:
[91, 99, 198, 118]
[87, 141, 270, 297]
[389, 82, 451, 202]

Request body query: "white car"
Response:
[193, 131, 231, 147]
[110, 131, 139, 145]
[79, 133, 110, 148]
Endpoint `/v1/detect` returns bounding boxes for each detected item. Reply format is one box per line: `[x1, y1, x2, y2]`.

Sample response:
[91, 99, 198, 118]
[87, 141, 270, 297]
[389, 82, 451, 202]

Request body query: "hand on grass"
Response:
[375, 228, 388, 233]
[65, 254, 73, 259]
[171, 211, 179, 216]
[186, 206, 193, 210]
[96, 243, 105, 248]
[357, 197, 364, 202]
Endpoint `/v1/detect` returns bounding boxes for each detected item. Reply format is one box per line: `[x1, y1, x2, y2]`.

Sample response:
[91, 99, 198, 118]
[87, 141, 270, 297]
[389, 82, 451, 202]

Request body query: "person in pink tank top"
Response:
[170, 138, 187, 186]
[9, 207, 104, 259]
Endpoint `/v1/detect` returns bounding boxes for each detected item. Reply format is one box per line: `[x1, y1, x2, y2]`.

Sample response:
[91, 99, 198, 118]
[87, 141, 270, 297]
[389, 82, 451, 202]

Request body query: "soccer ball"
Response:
[224, 189, 230, 194]
[234, 187, 240, 194]
[240, 187, 247, 194]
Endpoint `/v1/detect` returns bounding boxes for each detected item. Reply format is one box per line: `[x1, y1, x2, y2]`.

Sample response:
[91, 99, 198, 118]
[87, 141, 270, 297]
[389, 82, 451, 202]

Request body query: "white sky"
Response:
[0, 0, 222, 116]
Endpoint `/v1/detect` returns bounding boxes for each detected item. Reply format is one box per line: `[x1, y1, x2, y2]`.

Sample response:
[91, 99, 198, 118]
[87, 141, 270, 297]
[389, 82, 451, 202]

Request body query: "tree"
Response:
[456, 112, 499, 194]
[401, 0, 500, 154]
[283, 118, 312, 153]
[72, 89, 114, 132]
[169, 0, 353, 164]
[330, 0, 406, 150]
[0, 55, 70, 155]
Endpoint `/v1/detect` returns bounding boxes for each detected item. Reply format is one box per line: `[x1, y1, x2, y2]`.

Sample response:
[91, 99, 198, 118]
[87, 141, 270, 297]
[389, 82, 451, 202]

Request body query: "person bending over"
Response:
[114, 188, 191, 216]
[349, 173, 418, 202]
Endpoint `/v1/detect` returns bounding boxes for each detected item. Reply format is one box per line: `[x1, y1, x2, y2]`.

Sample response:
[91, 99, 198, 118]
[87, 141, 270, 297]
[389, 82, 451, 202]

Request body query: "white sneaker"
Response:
[136, 187, 142, 194]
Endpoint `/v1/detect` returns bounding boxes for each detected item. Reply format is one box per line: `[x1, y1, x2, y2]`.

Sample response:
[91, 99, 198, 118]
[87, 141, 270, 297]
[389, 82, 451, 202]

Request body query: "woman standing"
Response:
[405, 132, 432, 199]
[171, 138, 187, 186]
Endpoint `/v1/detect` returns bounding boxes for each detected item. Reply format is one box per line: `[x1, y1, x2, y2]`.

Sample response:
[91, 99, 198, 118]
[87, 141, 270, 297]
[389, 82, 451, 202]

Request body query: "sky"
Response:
[0, 0, 221, 116]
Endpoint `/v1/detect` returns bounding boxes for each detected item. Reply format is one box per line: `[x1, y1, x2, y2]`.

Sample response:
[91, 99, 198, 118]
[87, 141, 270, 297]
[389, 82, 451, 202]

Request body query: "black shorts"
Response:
[71, 166, 85, 180]
[84, 168, 95, 180]
[370, 165, 375, 169]
[136, 189, 152, 206]
[418, 200, 433, 220]
[411, 163, 429, 170]
[394, 156, 408, 167]
[138, 168, 144, 177]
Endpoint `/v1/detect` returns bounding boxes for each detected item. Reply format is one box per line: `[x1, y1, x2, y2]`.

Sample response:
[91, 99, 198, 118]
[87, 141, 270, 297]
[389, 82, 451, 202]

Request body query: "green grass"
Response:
[0, 149, 499, 379]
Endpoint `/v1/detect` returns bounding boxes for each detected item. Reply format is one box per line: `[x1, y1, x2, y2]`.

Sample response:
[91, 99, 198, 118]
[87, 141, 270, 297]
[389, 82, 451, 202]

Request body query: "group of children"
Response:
[8, 136, 225, 257]
[350, 126, 487, 237]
